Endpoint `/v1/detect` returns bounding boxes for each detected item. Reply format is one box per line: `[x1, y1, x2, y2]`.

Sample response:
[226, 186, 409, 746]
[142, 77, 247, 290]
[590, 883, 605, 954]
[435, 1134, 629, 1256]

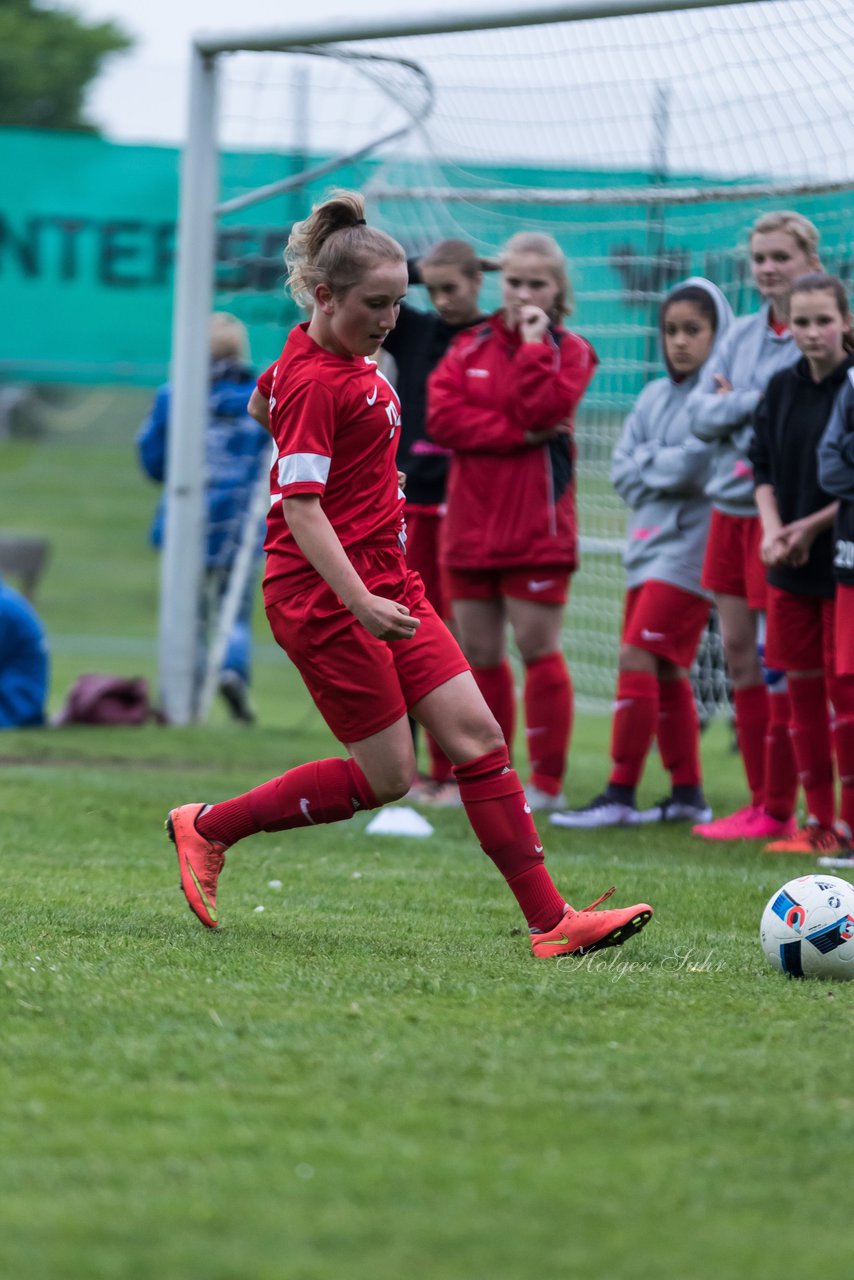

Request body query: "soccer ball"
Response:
[760, 874, 854, 980]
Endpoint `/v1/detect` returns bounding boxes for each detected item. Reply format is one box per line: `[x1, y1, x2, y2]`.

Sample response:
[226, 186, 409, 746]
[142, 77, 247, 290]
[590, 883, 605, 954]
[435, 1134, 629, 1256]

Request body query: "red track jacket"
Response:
[427, 312, 597, 571]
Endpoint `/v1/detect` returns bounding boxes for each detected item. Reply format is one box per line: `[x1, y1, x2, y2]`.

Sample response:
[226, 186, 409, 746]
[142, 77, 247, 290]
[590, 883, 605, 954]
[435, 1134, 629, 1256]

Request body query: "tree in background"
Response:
[0, 0, 132, 131]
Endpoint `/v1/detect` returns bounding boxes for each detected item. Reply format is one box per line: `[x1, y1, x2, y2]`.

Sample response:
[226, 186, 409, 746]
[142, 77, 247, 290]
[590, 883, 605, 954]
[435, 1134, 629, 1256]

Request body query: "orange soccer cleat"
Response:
[167, 803, 227, 928]
[530, 886, 653, 958]
[764, 818, 852, 856]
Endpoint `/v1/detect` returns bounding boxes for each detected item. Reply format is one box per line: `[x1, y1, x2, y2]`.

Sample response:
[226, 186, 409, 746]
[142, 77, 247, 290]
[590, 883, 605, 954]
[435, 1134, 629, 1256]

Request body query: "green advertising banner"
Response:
[1, 127, 851, 390]
[0, 128, 307, 385]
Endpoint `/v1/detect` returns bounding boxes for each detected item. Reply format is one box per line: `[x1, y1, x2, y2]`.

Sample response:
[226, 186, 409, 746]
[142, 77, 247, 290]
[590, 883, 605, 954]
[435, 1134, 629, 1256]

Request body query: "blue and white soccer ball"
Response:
[760, 874, 854, 980]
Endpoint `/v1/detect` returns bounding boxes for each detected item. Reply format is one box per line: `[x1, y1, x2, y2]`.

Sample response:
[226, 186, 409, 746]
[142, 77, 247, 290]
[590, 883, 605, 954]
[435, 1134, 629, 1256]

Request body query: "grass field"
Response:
[2, 394, 853, 1279]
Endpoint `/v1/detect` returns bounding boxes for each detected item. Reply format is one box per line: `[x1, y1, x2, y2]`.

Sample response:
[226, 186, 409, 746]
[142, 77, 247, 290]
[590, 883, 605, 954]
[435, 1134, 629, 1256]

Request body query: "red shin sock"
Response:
[830, 674, 854, 833]
[426, 731, 455, 784]
[609, 671, 658, 790]
[195, 757, 378, 847]
[764, 685, 798, 821]
[523, 651, 573, 796]
[471, 661, 517, 754]
[656, 677, 701, 788]
[787, 674, 835, 828]
[453, 745, 566, 932]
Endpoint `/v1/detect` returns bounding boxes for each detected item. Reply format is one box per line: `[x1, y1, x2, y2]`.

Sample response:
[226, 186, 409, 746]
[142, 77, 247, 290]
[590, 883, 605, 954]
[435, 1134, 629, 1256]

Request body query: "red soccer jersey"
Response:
[260, 323, 405, 603]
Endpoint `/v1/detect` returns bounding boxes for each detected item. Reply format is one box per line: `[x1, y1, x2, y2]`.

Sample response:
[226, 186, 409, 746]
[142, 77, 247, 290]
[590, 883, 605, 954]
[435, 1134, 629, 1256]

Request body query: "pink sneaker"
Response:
[693, 805, 796, 841]
[692, 804, 759, 840]
[746, 810, 797, 840]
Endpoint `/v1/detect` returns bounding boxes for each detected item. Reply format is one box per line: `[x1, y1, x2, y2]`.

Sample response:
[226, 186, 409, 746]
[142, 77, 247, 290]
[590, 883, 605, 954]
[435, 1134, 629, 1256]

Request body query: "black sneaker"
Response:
[218, 670, 256, 724]
[637, 794, 712, 824]
[550, 792, 639, 830]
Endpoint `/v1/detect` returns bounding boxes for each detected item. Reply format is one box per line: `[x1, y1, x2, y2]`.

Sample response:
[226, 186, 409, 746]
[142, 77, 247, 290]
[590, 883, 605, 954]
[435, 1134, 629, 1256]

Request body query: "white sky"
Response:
[66, 0, 853, 184]
[71, 0, 512, 144]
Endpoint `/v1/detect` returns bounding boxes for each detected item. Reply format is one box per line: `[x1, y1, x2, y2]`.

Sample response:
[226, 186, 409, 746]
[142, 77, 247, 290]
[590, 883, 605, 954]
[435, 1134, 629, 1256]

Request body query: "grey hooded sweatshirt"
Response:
[687, 302, 799, 514]
[611, 277, 734, 597]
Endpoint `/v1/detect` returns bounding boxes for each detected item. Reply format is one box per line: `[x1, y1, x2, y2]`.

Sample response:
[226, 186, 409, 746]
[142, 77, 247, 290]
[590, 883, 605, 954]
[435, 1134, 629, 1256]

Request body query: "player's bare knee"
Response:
[618, 643, 654, 674]
[372, 764, 416, 804]
[469, 709, 505, 757]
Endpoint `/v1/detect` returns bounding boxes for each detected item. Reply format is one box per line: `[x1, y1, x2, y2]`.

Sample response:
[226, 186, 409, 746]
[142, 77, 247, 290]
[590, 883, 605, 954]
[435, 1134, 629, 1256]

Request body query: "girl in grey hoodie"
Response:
[688, 211, 820, 841]
[552, 278, 733, 830]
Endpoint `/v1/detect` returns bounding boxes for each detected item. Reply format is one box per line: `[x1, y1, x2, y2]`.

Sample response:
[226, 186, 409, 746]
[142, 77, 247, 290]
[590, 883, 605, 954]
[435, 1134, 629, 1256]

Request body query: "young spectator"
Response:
[752, 273, 854, 855]
[137, 313, 271, 722]
[551, 279, 732, 828]
[427, 232, 597, 810]
[0, 576, 49, 728]
[817, 343, 854, 865]
[689, 211, 821, 840]
[381, 241, 491, 802]
[167, 191, 652, 959]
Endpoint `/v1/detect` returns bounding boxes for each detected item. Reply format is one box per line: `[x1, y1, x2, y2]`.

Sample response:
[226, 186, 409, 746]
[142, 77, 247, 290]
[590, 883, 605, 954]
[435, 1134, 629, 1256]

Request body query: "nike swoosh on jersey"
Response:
[640, 628, 666, 642]
[366, 386, 378, 406]
[528, 579, 556, 592]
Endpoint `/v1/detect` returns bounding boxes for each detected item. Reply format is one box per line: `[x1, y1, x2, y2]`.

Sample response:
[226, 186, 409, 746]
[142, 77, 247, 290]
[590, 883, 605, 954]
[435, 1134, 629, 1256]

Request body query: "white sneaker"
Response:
[524, 784, 566, 813]
[549, 793, 639, 830]
[637, 796, 712, 825]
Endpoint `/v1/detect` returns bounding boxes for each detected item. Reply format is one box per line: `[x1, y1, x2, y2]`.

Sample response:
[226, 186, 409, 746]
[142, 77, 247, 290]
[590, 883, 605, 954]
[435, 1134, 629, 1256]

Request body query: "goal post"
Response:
[161, 0, 854, 723]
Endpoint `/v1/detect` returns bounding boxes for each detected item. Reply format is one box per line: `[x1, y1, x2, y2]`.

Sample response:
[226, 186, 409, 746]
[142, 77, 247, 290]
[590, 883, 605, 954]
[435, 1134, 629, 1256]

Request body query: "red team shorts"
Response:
[622, 579, 710, 670]
[837, 584, 854, 677]
[701, 509, 767, 610]
[403, 503, 449, 620]
[265, 544, 470, 745]
[443, 565, 570, 607]
[764, 584, 836, 672]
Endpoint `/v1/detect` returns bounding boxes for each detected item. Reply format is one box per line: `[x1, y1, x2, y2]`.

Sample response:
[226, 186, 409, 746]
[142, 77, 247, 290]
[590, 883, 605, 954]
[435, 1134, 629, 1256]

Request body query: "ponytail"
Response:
[285, 190, 405, 306]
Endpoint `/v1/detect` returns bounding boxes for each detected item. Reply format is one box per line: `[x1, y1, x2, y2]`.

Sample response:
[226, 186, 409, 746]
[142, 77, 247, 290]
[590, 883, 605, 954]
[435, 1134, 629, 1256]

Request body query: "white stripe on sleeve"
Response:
[277, 452, 331, 488]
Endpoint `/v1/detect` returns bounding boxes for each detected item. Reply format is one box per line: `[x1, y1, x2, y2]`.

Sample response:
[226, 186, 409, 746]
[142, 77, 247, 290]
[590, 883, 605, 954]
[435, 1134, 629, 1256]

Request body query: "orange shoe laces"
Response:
[580, 885, 616, 912]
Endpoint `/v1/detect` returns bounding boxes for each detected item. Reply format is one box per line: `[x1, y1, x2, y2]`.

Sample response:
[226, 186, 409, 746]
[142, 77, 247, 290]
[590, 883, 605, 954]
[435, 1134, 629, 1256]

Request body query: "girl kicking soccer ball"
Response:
[751, 273, 854, 856]
[552, 278, 733, 828]
[165, 191, 652, 958]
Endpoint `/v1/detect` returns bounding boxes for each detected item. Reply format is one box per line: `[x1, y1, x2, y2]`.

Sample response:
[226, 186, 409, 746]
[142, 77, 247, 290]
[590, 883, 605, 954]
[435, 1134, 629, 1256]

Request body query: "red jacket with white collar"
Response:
[426, 311, 597, 571]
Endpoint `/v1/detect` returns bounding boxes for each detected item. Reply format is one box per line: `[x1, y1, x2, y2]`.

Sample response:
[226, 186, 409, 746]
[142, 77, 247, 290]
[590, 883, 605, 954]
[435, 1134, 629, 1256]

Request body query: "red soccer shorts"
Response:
[443, 565, 570, 607]
[764, 584, 836, 672]
[265, 544, 469, 744]
[701, 508, 767, 610]
[404, 503, 449, 620]
[836, 584, 854, 677]
[622, 579, 710, 670]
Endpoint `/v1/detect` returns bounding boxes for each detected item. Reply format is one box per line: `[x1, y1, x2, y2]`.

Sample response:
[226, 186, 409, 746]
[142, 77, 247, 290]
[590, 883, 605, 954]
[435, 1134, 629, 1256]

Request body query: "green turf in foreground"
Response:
[1, 713, 852, 1280]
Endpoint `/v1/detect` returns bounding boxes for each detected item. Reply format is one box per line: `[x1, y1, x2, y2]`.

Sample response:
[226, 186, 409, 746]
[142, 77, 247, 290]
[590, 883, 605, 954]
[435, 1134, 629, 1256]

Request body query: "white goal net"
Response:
[162, 0, 854, 722]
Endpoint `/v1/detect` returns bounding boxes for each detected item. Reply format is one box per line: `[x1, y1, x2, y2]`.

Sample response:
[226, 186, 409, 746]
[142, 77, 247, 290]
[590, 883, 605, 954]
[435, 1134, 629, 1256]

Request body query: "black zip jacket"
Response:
[383, 261, 485, 505]
[817, 368, 854, 587]
[749, 354, 854, 598]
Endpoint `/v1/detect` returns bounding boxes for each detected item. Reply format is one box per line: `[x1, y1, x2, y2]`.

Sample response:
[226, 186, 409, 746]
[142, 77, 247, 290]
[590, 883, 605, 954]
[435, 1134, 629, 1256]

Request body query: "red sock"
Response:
[609, 671, 658, 789]
[764, 685, 798, 821]
[524, 651, 573, 796]
[426, 731, 455, 784]
[471, 661, 517, 752]
[787, 674, 835, 828]
[195, 757, 378, 847]
[733, 684, 768, 807]
[453, 745, 566, 933]
[656, 677, 701, 787]
[830, 674, 854, 833]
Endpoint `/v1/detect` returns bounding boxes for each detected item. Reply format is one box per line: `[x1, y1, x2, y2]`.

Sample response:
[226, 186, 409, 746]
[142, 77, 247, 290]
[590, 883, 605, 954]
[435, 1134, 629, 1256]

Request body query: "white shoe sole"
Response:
[550, 807, 639, 830]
